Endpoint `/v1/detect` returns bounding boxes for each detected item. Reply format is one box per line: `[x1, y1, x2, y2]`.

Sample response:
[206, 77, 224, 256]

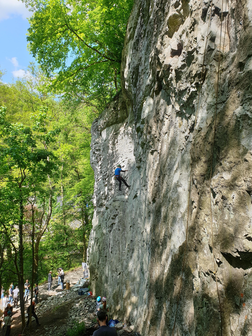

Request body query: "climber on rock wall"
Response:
[114, 164, 130, 191]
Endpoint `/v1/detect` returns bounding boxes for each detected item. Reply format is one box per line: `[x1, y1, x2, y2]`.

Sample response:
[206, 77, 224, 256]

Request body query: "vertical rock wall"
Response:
[88, 1, 252, 335]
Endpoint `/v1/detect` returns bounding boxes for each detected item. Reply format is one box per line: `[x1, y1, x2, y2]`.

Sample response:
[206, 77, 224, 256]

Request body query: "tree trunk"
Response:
[84, 207, 89, 260]
[75, 169, 89, 262]
[81, 204, 86, 262]
[34, 238, 40, 283]
[61, 179, 70, 267]
[34, 191, 53, 280]
[18, 188, 25, 330]
[29, 203, 35, 327]
[0, 243, 4, 303]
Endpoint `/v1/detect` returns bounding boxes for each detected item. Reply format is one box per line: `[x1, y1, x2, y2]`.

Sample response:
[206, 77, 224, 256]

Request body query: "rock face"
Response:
[88, 0, 252, 335]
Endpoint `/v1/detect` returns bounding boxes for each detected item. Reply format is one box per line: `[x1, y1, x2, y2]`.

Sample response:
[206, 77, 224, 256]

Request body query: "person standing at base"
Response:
[82, 262, 89, 279]
[4, 311, 12, 336]
[24, 280, 30, 302]
[57, 268, 61, 286]
[114, 165, 130, 191]
[1, 286, 4, 299]
[92, 311, 118, 336]
[8, 285, 13, 305]
[2, 295, 8, 311]
[60, 269, 64, 290]
[13, 286, 19, 308]
[48, 271, 53, 290]
[26, 300, 40, 327]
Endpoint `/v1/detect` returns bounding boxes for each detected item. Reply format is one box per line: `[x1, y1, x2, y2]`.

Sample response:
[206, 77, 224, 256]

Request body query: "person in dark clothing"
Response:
[114, 165, 130, 191]
[26, 301, 40, 327]
[48, 271, 52, 290]
[34, 284, 39, 304]
[93, 311, 117, 336]
[60, 269, 64, 290]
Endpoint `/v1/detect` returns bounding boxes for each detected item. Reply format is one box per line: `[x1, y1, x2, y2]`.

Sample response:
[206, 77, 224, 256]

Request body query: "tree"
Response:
[0, 106, 59, 329]
[52, 103, 96, 262]
[0, 67, 98, 316]
[22, 0, 134, 110]
[0, 66, 59, 125]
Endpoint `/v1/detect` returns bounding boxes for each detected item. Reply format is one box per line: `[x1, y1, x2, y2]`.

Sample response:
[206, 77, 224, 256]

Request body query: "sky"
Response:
[0, 0, 34, 83]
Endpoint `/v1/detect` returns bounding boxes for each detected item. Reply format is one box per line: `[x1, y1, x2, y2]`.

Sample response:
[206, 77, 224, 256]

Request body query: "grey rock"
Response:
[88, 0, 252, 335]
[115, 322, 123, 330]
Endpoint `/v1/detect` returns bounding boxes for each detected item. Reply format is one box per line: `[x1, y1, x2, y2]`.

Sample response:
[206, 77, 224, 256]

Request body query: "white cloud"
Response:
[12, 69, 32, 79]
[0, 0, 31, 21]
[10, 57, 19, 68]
[8, 57, 33, 80]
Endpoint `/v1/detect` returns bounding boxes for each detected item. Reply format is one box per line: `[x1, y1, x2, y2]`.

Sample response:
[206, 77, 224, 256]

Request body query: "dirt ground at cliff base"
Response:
[3, 267, 137, 336]
[8, 296, 97, 336]
[10, 303, 134, 336]
[2, 267, 97, 336]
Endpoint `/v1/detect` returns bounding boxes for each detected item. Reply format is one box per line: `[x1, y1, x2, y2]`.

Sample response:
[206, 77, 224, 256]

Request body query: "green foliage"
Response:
[22, 0, 134, 110]
[37, 220, 84, 276]
[66, 321, 86, 336]
[0, 106, 58, 182]
[0, 65, 59, 125]
[49, 102, 97, 264]
[0, 71, 97, 290]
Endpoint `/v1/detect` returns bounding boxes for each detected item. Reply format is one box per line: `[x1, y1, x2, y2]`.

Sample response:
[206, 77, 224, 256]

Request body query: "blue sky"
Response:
[0, 0, 35, 83]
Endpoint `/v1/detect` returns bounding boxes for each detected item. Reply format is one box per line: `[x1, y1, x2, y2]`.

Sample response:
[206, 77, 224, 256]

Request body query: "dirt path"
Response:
[2, 267, 96, 336]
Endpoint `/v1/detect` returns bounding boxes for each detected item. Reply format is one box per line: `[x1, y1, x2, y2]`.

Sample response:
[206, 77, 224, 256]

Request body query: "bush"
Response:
[66, 321, 86, 336]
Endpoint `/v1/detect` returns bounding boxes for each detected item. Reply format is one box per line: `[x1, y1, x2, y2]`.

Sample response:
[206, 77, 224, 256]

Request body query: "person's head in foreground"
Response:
[97, 310, 108, 326]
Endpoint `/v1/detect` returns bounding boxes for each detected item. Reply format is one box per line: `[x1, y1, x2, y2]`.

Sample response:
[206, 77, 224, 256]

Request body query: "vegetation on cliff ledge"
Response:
[22, 0, 134, 111]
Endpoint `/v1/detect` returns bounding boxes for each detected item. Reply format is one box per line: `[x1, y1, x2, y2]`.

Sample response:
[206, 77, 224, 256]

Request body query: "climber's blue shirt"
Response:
[115, 168, 121, 176]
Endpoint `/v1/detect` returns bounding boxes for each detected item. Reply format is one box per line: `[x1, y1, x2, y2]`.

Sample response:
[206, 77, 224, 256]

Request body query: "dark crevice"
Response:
[244, 234, 252, 242]
[221, 251, 252, 270]
[201, 7, 208, 22]
[238, 61, 245, 72]
[186, 49, 195, 67]
[213, 6, 229, 20]
[202, 5, 229, 22]
[211, 188, 217, 199]
[216, 258, 223, 267]
[246, 190, 252, 196]
[171, 42, 183, 58]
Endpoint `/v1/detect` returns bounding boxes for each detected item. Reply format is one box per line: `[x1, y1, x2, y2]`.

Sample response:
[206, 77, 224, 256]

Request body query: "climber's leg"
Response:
[116, 176, 122, 190]
[120, 177, 130, 188]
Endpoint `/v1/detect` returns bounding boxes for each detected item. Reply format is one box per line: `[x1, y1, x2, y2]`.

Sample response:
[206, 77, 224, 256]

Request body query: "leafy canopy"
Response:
[23, 0, 134, 110]
[0, 106, 59, 186]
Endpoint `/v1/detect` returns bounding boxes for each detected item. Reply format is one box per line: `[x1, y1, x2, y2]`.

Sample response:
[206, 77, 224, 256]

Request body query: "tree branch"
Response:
[61, 7, 120, 63]
[64, 60, 109, 80]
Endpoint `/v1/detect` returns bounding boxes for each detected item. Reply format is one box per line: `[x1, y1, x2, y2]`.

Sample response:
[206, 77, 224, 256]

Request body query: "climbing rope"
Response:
[208, 0, 230, 335]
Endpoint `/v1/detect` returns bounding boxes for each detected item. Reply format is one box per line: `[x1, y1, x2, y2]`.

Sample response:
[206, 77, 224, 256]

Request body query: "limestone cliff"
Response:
[88, 1, 252, 335]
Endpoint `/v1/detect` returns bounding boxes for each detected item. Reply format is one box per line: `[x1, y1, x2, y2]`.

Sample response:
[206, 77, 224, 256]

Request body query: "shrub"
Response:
[66, 321, 86, 336]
